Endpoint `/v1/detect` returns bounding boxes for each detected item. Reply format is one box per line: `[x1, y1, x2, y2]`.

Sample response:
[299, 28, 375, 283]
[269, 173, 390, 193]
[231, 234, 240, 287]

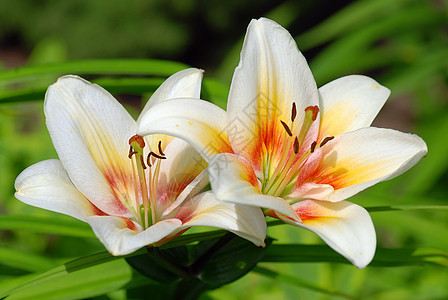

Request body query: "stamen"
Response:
[128, 145, 137, 158]
[291, 102, 297, 122]
[139, 155, 147, 169]
[146, 153, 152, 167]
[150, 151, 166, 160]
[158, 141, 165, 156]
[280, 120, 293, 137]
[320, 136, 335, 147]
[310, 141, 317, 153]
[293, 137, 299, 154]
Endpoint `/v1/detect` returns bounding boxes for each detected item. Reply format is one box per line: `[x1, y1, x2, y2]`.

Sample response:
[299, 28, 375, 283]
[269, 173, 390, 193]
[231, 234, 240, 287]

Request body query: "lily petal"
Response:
[155, 137, 208, 218]
[14, 159, 100, 221]
[308, 127, 428, 202]
[318, 75, 390, 142]
[209, 153, 300, 222]
[176, 191, 267, 247]
[87, 216, 182, 256]
[138, 98, 233, 161]
[45, 75, 136, 217]
[269, 200, 375, 269]
[138, 68, 204, 152]
[227, 18, 319, 172]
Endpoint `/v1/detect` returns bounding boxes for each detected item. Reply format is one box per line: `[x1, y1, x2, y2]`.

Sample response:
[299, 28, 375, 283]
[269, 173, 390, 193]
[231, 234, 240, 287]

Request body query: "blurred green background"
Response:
[0, 0, 447, 299]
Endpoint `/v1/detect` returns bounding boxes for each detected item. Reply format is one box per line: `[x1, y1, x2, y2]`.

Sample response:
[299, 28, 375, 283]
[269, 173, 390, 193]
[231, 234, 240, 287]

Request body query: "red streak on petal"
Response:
[102, 168, 133, 215]
[88, 200, 108, 216]
[118, 216, 138, 231]
[153, 228, 189, 246]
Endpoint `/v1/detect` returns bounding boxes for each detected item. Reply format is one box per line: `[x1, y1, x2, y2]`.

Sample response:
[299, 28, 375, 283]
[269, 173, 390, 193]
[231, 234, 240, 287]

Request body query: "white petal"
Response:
[87, 215, 182, 256]
[138, 68, 203, 122]
[45, 75, 136, 217]
[14, 159, 98, 221]
[227, 18, 320, 167]
[209, 153, 300, 222]
[291, 200, 376, 269]
[137, 68, 204, 152]
[307, 127, 428, 202]
[318, 75, 390, 142]
[176, 191, 267, 247]
[154, 137, 208, 218]
[138, 98, 233, 161]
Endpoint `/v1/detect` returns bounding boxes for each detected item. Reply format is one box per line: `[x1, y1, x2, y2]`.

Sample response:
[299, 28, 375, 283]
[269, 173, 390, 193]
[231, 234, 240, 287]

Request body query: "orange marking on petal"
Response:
[118, 216, 138, 231]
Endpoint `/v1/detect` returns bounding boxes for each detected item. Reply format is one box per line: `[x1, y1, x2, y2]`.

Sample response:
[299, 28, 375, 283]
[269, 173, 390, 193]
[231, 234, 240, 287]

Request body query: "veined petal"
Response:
[227, 18, 319, 172]
[138, 98, 233, 161]
[289, 200, 376, 269]
[87, 215, 182, 256]
[308, 127, 428, 202]
[45, 76, 136, 217]
[318, 75, 390, 142]
[155, 137, 208, 218]
[176, 191, 267, 247]
[209, 153, 300, 222]
[138, 68, 204, 152]
[14, 159, 101, 221]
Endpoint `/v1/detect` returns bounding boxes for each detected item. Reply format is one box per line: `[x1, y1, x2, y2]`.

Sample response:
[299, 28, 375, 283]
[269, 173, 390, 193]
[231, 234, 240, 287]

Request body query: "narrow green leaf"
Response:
[0, 215, 95, 238]
[0, 59, 188, 84]
[0, 247, 57, 273]
[253, 266, 358, 300]
[261, 244, 448, 267]
[0, 251, 149, 300]
[160, 230, 227, 249]
[366, 205, 448, 212]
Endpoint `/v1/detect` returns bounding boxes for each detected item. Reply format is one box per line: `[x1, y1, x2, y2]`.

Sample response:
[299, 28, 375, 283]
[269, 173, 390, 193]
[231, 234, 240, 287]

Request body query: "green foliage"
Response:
[1, 0, 447, 299]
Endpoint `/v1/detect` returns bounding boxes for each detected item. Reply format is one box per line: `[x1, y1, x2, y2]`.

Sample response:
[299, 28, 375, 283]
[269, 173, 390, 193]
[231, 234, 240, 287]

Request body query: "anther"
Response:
[293, 137, 299, 154]
[150, 151, 166, 160]
[128, 145, 138, 158]
[158, 141, 165, 156]
[139, 155, 147, 169]
[320, 136, 335, 148]
[280, 120, 293, 137]
[291, 102, 297, 122]
[146, 154, 152, 167]
[310, 141, 317, 153]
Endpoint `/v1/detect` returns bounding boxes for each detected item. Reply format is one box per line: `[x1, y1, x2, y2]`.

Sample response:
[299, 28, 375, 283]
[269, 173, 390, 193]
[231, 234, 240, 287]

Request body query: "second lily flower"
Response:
[138, 18, 428, 268]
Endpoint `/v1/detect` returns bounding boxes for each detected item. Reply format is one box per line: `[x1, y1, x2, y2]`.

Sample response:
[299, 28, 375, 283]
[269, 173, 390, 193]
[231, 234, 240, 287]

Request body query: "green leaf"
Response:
[198, 236, 273, 288]
[261, 244, 448, 267]
[0, 251, 150, 300]
[0, 59, 189, 84]
[0, 247, 57, 273]
[0, 215, 95, 238]
[253, 266, 358, 300]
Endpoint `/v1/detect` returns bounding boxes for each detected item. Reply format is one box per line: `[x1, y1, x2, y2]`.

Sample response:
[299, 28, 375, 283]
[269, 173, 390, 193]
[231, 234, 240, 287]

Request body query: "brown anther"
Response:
[320, 136, 335, 148]
[158, 141, 165, 156]
[291, 102, 297, 122]
[128, 145, 138, 158]
[150, 151, 166, 160]
[139, 155, 147, 169]
[146, 154, 152, 167]
[293, 136, 300, 154]
[310, 141, 317, 153]
[129, 134, 145, 148]
[305, 106, 319, 121]
[280, 120, 293, 137]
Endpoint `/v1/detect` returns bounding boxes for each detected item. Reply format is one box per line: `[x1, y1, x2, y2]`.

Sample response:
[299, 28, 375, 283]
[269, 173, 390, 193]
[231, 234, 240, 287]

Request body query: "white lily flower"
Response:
[15, 69, 267, 256]
[138, 19, 428, 268]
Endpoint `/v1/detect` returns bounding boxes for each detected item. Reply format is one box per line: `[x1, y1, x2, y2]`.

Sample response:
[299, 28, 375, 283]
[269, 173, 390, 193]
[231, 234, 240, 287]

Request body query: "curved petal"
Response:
[318, 75, 390, 142]
[87, 215, 182, 256]
[45, 75, 136, 217]
[138, 68, 204, 152]
[227, 18, 319, 172]
[138, 98, 233, 161]
[307, 127, 428, 202]
[154, 137, 208, 218]
[14, 159, 100, 221]
[209, 153, 300, 222]
[175, 191, 267, 247]
[271, 200, 376, 269]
